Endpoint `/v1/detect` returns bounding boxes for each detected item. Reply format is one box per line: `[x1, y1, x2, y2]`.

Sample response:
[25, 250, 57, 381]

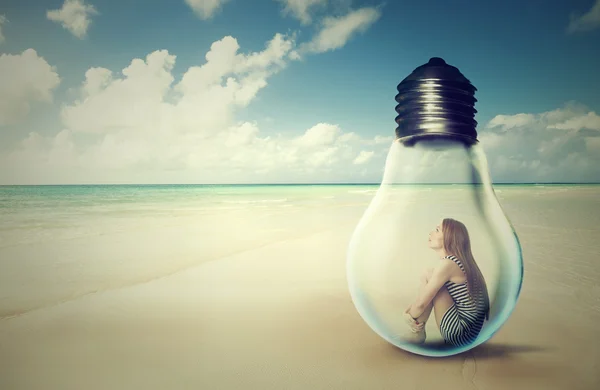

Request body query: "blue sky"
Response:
[0, 0, 599, 184]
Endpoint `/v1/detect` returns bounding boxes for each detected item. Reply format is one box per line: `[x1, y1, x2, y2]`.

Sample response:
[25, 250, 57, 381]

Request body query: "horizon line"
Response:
[1, 182, 599, 186]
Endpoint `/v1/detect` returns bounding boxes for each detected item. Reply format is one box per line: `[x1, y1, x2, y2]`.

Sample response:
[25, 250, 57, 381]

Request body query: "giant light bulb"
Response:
[347, 57, 523, 357]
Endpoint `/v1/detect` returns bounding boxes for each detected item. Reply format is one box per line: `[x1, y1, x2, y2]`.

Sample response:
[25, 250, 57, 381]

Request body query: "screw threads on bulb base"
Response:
[395, 57, 478, 146]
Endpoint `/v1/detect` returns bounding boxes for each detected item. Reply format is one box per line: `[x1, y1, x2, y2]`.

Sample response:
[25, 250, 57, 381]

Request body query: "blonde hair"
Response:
[442, 218, 490, 320]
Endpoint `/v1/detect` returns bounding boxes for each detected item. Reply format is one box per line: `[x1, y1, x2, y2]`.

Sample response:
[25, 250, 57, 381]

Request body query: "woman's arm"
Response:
[407, 261, 454, 319]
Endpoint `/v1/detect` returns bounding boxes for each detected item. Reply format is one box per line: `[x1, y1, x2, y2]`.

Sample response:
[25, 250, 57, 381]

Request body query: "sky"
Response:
[0, 0, 599, 184]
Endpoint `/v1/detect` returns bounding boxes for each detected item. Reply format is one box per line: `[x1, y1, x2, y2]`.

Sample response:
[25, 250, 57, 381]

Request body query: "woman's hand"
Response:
[406, 303, 425, 323]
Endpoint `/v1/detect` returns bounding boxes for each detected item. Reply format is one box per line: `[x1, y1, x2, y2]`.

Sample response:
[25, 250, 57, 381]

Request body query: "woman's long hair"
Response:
[442, 218, 490, 320]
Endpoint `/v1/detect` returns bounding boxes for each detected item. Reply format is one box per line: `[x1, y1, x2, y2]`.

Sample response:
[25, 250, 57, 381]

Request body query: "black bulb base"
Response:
[395, 57, 479, 146]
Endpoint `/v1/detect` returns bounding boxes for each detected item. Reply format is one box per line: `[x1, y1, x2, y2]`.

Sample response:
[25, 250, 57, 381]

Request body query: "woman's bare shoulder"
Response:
[441, 257, 467, 283]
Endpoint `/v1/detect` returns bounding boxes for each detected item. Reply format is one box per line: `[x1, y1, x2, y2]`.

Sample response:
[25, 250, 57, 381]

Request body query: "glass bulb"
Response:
[346, 58, 524, 357]
[347, 138, 523, 356]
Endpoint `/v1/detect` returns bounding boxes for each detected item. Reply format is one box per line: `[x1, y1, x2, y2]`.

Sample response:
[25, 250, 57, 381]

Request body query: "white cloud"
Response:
[301, 6, 382, 53]
[0, 33, 394, 184]
[548, 111, 600, 131]
[276, 0, 328, 25]
[372, 135, 394, 145]
[0, 14, 7, 44]
[61, 50, 177, 134]
[567, 0, 600, 33]
[538, 102, 589, 123]
[337, 132, 361, 143]
[353, 150, 374, 165]
[486, 113, 535, 130]
[5, 89, 600, 183]
[46, 0, 98, 39]
[80, 67, 113, 97]
[1, 120, 387, 184]
[480, 103, 600, 182]
[0, 49, 61, 126]
[478, 132, 503, 149]
[293, 123, 341, 147]
[185, 0, 230, 20]
[3, 21, 596, 184]
[62, 33, 298, 137]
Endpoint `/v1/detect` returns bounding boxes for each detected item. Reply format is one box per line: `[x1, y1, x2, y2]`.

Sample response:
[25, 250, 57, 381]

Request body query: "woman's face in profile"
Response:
[428, 223, 444, 250]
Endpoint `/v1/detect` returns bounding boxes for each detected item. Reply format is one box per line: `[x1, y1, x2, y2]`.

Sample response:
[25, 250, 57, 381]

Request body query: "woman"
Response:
[403, 218, 490, 347]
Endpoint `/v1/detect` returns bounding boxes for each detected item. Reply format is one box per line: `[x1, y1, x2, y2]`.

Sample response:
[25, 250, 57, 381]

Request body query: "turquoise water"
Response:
[1, 183, 594, 197]
[0, 183, 595, 211]
[1, 183, 597, 216]
[0, 183, 379, 218]
[0, 184, 376, 248]
[0, 183, 597, 248]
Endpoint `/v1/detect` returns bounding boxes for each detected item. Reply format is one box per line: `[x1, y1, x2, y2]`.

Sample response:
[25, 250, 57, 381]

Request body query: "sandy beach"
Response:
[1, 185, 599, 389]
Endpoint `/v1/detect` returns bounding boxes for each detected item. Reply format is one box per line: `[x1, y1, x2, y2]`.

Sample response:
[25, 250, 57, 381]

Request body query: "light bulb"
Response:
[346, 57, 523, 357]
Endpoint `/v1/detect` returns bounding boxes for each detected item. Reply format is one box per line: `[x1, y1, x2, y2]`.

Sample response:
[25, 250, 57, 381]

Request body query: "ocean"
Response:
[0, 184, 379, 248]
[1, 183, 596, 247]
